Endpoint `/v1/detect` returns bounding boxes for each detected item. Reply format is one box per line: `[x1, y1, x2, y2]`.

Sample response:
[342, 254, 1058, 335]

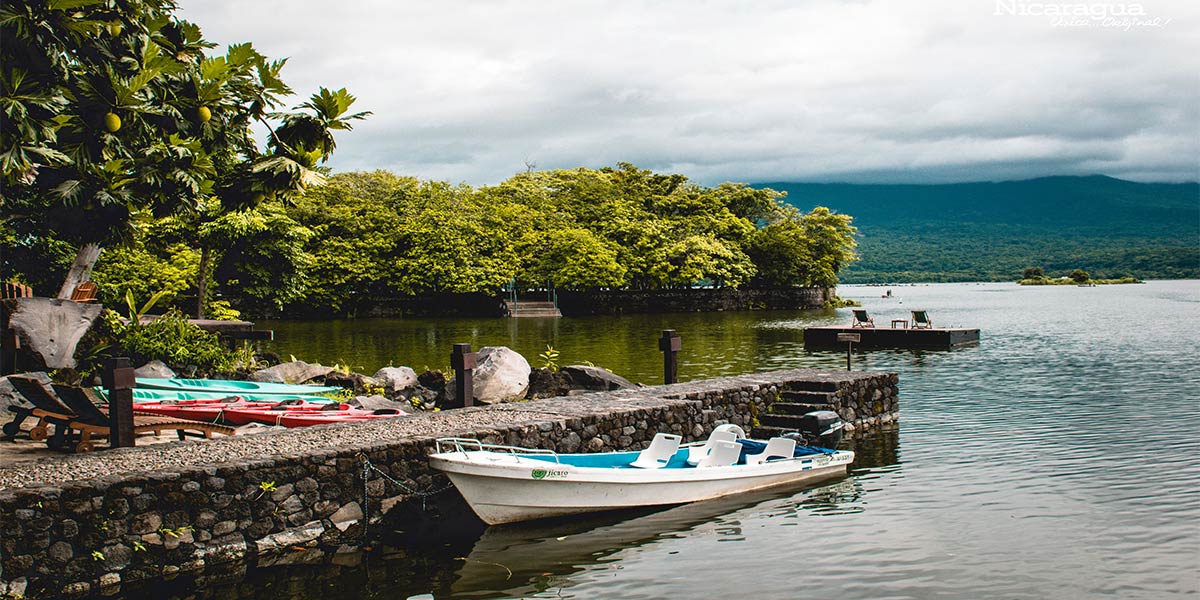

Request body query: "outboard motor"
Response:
[782, 410, 845, 448]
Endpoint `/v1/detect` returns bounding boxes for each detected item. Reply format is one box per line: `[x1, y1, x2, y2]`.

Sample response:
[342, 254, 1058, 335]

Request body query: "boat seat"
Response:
[629, 433, 682, 469]
[745, 437, 797, 465]
[696, 439, 742, 468]
[686, 429, 739, 466]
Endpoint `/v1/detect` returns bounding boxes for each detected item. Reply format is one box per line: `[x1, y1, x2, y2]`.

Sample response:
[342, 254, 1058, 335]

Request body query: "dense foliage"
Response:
[280, 165, 856, 315]
[8, 165, 858, 317]
[106, 309, 233, 371]
[0, 0, 365, 304]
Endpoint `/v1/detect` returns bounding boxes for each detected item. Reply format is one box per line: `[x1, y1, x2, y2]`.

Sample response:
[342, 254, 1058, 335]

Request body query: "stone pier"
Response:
[0, 368, 897, 597]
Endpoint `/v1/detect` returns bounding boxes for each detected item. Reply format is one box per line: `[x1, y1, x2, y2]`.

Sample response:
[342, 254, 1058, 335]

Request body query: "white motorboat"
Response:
[429, 425, 855, 525]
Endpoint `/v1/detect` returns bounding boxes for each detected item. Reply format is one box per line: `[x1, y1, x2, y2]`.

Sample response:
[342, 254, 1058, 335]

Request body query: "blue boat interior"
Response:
[519, 440, 836, 469]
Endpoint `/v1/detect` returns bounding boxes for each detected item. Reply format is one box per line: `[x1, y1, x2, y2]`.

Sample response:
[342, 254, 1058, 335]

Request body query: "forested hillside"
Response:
[758, 176, 1199, 282]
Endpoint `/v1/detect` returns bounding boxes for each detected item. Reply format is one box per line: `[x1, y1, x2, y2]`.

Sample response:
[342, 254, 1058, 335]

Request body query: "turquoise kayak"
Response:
[94, 388, 337, 404]
[133, 377, 341, 395]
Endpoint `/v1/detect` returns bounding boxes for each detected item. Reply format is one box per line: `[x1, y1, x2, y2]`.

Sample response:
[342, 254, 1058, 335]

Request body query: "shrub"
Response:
[116, 310, 233, 372]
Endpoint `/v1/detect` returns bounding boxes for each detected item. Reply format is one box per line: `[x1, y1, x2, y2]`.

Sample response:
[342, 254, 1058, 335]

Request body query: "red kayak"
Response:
[220, 403, 358, 426]
[275, 411, 403, 427]
[133, 398, 341, 424]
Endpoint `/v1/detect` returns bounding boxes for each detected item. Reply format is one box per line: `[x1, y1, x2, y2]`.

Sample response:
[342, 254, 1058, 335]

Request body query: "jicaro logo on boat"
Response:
[531, 468, 569, 480]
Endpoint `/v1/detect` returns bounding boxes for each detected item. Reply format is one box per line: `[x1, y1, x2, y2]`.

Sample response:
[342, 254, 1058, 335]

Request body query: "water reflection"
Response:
[445, 476, 869, 599]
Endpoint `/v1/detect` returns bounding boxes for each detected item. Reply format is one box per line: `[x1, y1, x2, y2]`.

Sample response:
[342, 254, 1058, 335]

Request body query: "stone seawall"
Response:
[556, 287, 834, 315]
[0, 369, 897, 597]
[249, 287, 833, 319]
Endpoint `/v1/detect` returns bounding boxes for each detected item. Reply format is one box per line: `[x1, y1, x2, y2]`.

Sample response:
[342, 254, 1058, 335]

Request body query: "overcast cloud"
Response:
[177, 0, 1199, 185]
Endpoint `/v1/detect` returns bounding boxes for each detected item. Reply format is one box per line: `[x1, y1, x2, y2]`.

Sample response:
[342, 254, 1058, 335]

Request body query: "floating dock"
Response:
[804, 326, 980, 349]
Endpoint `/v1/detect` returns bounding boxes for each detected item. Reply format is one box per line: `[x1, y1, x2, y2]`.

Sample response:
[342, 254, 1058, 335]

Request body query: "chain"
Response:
[356, 452, 455, 539]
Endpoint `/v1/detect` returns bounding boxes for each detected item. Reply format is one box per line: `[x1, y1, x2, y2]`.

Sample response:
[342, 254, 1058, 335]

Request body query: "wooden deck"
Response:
[138, 316, 273, 340]
[804, 326, 980, 349]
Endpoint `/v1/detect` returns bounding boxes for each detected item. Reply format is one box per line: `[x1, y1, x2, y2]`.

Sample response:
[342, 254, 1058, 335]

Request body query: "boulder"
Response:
[133, 360, 176, 379]
[251, 361, 335, 384]
[346, 395, 409, 413]
[324, 371, 382, 395]
[471, 346, 531, 404]
[373, 366, 419, 395]
[560, 365, 637, 391]
[1, 297, 103, 370]
[417, 370, 447, 393]
[527, 367, 568, 399]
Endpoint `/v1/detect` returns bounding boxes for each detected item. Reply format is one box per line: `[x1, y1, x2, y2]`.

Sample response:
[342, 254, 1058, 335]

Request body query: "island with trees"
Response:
[1016, 267, 1142, 286]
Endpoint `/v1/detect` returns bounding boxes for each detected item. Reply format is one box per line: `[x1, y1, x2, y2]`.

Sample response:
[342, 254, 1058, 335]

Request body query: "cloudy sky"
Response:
[177, 0, 1198, 186]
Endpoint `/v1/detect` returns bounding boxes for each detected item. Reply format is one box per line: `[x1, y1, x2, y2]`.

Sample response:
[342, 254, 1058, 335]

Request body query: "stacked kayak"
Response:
[95, 388, 337, 405]
[133, 377, 341, 395]
[131, 397, 406, 428]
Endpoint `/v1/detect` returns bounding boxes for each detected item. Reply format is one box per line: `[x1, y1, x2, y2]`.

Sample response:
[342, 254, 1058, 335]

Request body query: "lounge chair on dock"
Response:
[3, 376, 76, 441]
[6, 376, 234, 452]
[911, 310, 933, 329]
[851, 309, 875, 328]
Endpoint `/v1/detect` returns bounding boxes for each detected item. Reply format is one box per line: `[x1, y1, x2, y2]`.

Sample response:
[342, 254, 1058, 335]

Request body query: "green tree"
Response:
[746, 215, 813, 287]
[0, 0, 366, 303]
[797, 207, 857, 288]
[1023, 266, 1045, 279]
[529, 228, 626, 289]
[288, 171, 412, 312]
[1069, 268, 1090, 283]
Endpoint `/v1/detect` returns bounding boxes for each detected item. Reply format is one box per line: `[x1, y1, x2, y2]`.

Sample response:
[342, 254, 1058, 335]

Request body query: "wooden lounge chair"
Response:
[69, 281, 98, 303]
[852, 309, 875, 328]
[3, 375, 76, 442]
[911, 310, 933, 329]
[7, 376, 234, 452]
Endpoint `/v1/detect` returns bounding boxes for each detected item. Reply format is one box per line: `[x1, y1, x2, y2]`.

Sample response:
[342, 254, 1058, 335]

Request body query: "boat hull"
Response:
[429, 449, 853, 525]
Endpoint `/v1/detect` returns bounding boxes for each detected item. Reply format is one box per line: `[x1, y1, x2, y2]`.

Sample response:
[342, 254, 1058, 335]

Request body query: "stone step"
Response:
[779, 390, 835, 404]
[769, 402, 830, 416]
[503, 300, 563, 318]
[759, 413, 837, 429]
[787, 380, 839, 392]
[510, 311, 562, 318]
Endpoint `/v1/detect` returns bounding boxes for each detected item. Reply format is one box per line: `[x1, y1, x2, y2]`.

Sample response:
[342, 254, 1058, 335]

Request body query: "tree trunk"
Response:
[196, 245, 211, 318]
[56, 243, 102, 299]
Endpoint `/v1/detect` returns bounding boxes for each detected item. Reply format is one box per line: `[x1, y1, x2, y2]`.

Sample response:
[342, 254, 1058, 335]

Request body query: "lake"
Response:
[145, 281, 1200, 599]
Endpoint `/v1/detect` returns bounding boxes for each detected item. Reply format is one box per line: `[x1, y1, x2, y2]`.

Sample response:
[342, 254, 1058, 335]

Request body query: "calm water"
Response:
[157, 282, 1200, 598]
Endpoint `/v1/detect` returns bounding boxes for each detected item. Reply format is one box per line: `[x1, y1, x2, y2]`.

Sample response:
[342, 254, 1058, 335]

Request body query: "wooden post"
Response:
[450, 343, 477, 408]
[837, 333, 860, 371]
[102, 357, 136, 448]
[659, 329, 681, 384]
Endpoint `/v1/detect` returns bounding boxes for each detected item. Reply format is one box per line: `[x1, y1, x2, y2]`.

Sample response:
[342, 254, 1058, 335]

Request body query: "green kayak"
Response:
[133, 377, 340, 395]
[94, 388, 338, 404]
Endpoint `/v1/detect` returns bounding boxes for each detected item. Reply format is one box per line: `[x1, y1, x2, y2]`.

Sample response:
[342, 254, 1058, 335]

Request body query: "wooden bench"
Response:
[70, 281, 98, 303]
[1, 281, 33, 299]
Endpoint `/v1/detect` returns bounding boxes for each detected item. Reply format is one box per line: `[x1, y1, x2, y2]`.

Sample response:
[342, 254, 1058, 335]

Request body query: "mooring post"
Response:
[102, 357, 136, 448]
[836, 332, 860, 371]
[451, 343, 477, 408]
[659, 329, 681, 384]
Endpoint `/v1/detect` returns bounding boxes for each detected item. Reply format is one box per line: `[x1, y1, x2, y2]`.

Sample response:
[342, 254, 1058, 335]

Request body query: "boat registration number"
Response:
[531, 468, 569, 480]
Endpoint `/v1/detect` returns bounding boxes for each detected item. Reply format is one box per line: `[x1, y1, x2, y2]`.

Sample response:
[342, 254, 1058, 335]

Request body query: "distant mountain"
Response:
[756, 175, 1199, 283]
